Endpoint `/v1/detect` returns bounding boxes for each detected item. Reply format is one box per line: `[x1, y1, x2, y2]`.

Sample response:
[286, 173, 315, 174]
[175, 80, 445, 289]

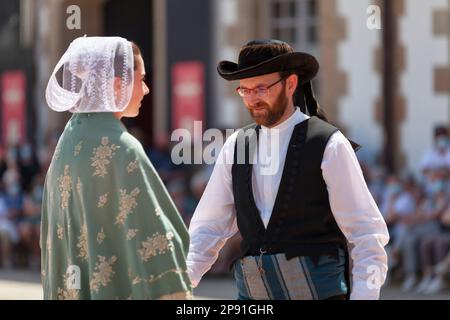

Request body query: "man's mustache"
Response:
[249, 103, 269, 109]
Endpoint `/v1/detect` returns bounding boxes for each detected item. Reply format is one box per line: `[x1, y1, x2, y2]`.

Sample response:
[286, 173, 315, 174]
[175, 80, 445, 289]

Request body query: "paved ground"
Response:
[1, 270, 449, 300]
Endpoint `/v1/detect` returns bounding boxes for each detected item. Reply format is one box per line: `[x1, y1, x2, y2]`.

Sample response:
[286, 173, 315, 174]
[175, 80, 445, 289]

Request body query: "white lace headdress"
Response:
[46, 36, 134, 113]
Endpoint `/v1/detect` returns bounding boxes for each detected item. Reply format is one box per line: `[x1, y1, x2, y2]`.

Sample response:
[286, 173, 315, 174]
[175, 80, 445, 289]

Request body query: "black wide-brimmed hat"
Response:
[217, 39, 319, 82]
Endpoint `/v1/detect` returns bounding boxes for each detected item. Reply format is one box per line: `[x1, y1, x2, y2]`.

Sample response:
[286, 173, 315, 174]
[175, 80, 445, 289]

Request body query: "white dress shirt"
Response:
[187, 108, 390, 300]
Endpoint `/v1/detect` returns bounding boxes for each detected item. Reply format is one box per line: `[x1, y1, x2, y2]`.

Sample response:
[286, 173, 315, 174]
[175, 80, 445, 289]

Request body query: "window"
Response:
[267, 0, 320, 96]
[268, 0, 319, 55]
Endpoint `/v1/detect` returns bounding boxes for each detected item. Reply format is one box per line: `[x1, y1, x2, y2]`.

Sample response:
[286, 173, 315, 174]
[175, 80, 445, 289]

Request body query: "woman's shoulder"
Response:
[115, 131, 149, 161]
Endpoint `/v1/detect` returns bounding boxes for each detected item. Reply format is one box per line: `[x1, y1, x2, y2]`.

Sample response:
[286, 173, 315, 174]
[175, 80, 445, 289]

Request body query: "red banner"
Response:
[172, 61, 205, 139]
[1, 70, 26, 146]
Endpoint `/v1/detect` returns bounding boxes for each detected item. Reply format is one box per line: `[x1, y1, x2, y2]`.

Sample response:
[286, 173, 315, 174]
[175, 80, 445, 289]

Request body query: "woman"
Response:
[41, 36, 192, 299]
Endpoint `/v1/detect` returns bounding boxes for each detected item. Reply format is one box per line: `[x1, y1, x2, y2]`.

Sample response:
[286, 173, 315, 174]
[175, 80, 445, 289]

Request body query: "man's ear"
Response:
[287, 74, 298, 96]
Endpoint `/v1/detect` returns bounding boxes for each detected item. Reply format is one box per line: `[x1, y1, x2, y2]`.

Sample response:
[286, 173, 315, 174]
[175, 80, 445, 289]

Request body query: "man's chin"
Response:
[252, 117, 273, 127]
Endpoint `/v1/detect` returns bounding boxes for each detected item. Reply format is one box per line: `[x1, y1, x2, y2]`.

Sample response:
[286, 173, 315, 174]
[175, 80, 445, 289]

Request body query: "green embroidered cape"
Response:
[40, 113, 192, 299]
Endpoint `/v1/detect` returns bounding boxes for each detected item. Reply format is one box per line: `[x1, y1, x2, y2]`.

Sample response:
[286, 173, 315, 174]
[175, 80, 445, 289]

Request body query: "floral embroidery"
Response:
[127, 159, 139, 173]
[115, 188, 140, 225]
[76, 178, 82, 195]
[57, 224, 64, 240]
[74, 141, 83, 156]
[91, 137, 120, 177]
[128, 268, 143, 285]
[146, 268, 184, 284]
[57, 287, 79, 300]
[138, 232, 174, 262]
[155, 207, 162, 216]
[97, 193, 109, 208]
[132, 276, 143, 285]
[57, 273, 79, 300]
[158, 291, 193, 300]
[97, 228, 106, 244]
[126, 229, 139, 240]
[57, 165, 72, 209]
[77, 224, 88, 261]
[90, 255, 118, 293]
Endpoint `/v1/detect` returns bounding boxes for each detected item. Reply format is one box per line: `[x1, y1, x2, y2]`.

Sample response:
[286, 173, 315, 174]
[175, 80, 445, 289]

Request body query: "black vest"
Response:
[232, 116, 351, 261]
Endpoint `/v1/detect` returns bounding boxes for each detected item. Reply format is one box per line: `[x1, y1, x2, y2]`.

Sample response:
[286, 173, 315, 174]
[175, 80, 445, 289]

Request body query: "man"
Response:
[187, 40, 389, 300]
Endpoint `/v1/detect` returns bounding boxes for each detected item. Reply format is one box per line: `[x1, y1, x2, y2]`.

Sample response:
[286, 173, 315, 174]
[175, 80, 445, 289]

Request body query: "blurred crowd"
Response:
[0, 140, 48, 270]
[365, 126, 450, 295]
[1, 124, 450, 295]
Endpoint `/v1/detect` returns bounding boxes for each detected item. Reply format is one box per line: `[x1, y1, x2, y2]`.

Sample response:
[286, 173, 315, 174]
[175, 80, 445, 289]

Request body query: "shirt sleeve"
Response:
[186, 132, 239, 288]
[321, 131, 390, 300]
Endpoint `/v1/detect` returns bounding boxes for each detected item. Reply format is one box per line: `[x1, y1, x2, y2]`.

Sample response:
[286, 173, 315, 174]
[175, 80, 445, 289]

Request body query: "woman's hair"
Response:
[130, 41, 142, 70]
[279, 70, 329, 122]
[114, 41, 142, 77]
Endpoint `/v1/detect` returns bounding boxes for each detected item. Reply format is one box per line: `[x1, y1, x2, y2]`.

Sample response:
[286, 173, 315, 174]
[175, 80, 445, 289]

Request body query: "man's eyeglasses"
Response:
[236, 77, 286, 98]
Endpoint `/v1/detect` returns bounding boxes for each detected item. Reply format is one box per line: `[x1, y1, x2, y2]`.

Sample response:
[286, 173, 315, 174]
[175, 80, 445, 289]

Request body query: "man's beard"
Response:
[248, 87, 289, 127]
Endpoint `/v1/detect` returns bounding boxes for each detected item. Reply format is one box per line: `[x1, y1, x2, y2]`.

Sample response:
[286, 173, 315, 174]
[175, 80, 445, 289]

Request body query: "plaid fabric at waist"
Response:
[233, 249, 348, 300]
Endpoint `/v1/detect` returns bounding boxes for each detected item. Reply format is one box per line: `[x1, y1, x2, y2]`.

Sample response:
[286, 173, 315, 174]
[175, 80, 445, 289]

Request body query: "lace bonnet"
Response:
[45, 36, 134, 113]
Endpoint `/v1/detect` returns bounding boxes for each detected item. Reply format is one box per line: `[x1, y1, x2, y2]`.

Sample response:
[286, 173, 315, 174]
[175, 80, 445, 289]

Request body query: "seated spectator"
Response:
[148, 133, 181, 183]
[416, 181, 450, 294]
[168, 178, 197, 227]
[380, 175, 404, 228]
[18, 174, 44, 270]
[399, 169, 448, 292]
[0, 191, 19, 269]
[367, 166, 386, 206]
[429, 243, 450, 294]
[420, 126, 450, 179]
[18, 142, 41, 192]
[383, 175, 419, 281]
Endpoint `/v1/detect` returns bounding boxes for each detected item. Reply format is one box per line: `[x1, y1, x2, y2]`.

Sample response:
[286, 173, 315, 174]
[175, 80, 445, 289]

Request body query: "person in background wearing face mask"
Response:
[380, 175, 404, 223]
[18, 142, 41, 193]
[399, 168, 449, 292]
[381, 175, 419, 281]
[367, 166, 386, 206]
[0, 186, 20, 269]
[2, 169, 24, 224]
[420, 126, 450, 192]
[415, 167, 450, 294]
[0, 169, 23, 269]
[18, 174, 44, 270]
